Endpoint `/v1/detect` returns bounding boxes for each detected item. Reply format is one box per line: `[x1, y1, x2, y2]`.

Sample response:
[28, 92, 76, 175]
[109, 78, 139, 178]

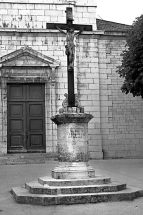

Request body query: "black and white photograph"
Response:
[0, 0, 143, 214]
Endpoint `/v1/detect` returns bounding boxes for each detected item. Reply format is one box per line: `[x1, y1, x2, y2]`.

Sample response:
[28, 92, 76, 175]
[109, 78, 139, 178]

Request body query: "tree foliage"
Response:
[117, 14, 143, 98]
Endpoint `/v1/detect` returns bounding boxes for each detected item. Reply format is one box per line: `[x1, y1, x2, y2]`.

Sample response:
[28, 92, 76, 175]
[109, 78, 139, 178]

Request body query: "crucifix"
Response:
[46, 7, 92, 107]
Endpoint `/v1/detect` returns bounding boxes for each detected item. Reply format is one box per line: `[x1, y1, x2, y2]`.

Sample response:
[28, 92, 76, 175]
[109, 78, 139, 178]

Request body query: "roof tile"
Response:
[96, 19, 131, 31]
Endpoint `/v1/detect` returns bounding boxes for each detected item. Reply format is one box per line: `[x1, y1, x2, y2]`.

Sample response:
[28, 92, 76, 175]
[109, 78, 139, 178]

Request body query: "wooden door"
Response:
[7, 84, 45, 153]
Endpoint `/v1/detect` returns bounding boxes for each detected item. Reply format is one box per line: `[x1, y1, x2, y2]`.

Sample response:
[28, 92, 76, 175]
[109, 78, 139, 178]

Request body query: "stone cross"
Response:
[46, 7, 92, 107]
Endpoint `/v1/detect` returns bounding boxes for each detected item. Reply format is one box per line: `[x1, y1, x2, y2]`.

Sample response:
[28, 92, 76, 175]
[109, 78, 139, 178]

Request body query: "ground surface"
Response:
[0, 159, 143, 215]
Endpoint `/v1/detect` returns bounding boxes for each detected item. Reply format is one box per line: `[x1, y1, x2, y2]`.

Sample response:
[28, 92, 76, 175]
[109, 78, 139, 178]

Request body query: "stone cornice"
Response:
[51, 113, 93, 124]
[0, 28, 127, 36]
[0, 28, 104, 35]
[0, 0, 97, 7]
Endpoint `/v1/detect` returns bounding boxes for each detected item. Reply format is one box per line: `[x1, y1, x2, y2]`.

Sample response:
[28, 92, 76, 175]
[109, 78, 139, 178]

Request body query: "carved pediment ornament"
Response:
[0, 46, 60, 68]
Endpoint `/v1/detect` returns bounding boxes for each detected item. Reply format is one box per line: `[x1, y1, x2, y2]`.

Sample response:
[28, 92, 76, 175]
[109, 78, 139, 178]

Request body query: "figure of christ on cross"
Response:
[46, 7, 92, 107]
[56, 26, 83, 71]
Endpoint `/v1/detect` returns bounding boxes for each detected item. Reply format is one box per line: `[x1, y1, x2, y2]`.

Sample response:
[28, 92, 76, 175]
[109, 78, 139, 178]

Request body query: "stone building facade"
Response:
[0, 0, 143, 159]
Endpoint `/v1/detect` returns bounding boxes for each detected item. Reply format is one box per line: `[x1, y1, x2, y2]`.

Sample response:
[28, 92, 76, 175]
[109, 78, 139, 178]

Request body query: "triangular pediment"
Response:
[0, 46, 60, 67]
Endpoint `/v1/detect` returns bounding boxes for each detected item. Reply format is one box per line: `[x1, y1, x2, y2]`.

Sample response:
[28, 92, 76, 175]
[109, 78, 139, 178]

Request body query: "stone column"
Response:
[51, 107, 95, 179]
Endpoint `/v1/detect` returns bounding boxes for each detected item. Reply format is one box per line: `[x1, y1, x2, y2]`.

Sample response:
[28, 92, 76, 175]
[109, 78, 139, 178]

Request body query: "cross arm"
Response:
[46, 23, 92, 31]
[74, 27, 84, 36]
[46, 23, 68, 31]
[55, 25, 66, 35]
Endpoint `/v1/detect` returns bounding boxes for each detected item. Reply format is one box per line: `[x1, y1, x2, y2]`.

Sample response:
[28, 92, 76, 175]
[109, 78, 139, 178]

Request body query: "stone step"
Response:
[11, 186, 143, 206]
[25, 181, 127, 195]
[38, 176, 111, 186]
[0, 153, 58, 165]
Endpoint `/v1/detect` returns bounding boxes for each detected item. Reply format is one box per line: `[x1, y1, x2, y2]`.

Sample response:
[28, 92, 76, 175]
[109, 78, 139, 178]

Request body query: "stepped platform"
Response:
[11, 176, 143, 206]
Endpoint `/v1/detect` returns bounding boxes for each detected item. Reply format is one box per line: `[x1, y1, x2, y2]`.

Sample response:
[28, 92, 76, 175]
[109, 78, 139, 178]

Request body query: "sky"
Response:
[96, 0, 143, 25]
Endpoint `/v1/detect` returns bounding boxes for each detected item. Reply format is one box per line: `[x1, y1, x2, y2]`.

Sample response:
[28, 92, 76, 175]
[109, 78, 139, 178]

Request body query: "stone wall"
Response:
[0, 0, 98, 156]
[0, 30, 65, 154]
[99, 35, 143, 159]
[0, 1, 143, 159]
[76, 34, 102, 159]
[0, 1, 97, 30]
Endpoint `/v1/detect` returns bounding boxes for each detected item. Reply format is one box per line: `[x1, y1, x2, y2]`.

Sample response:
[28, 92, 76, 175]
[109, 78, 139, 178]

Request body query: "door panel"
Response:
[30, 120, 43, 131]
[7, 84, 45, 153]
[30, 135, 43, 147]
[8, 102, 26, 152]
[10, 120, 23, 131]
[11, 135, 24, 147]
[27, 102, 45, 151]
[27, 85, 45, 101]
[29, 104, 43, 117]
[8, 85, 26, 101]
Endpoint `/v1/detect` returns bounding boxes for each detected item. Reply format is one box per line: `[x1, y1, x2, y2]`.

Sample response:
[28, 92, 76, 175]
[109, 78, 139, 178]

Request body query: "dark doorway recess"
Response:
[7, 84, 46, 153]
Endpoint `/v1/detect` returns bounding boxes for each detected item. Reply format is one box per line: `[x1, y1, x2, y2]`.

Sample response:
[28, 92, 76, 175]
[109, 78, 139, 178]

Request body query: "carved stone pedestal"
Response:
[51, 111, 95, 179]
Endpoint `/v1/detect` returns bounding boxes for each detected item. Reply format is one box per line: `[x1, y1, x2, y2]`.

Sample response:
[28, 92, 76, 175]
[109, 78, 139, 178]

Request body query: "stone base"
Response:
[38, 176, 111, 186]
[11, 176, 143, 205]
[26, 181, 127, 195]
[51, 113, 93, 163]
[52, 162, 95, 179]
